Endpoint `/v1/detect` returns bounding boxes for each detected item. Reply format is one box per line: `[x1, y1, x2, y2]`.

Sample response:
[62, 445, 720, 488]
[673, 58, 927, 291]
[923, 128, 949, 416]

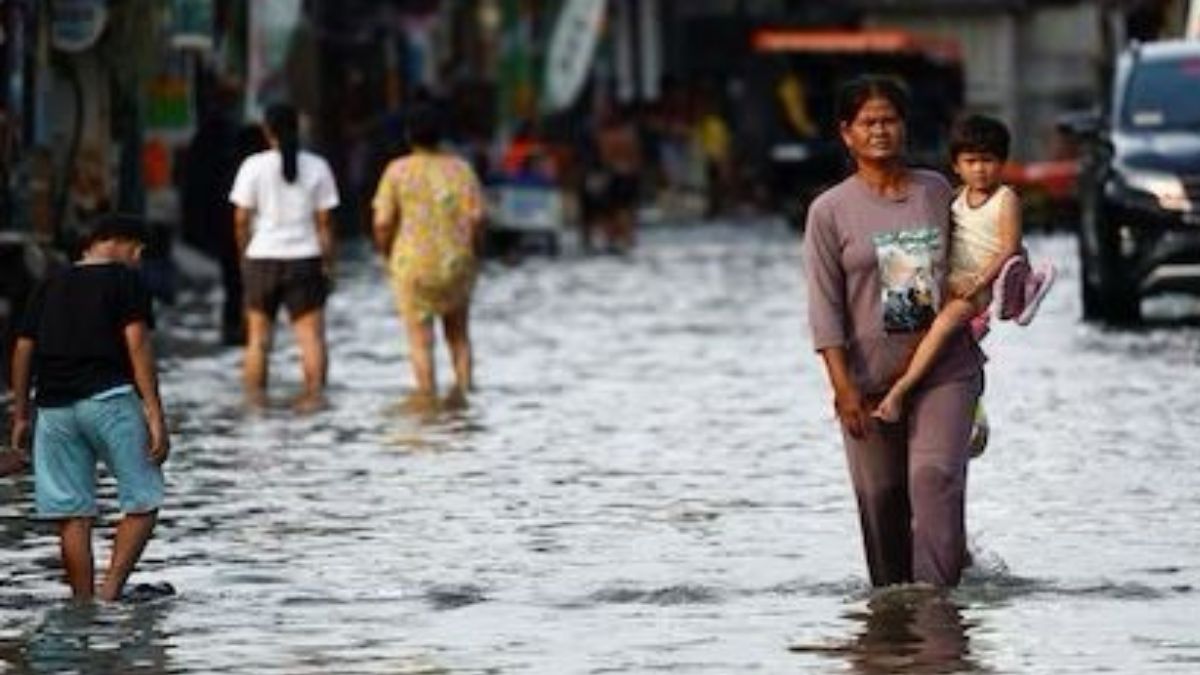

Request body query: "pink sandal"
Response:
[993, 255, 1031, 321]
[1016, 261, 1057, 326]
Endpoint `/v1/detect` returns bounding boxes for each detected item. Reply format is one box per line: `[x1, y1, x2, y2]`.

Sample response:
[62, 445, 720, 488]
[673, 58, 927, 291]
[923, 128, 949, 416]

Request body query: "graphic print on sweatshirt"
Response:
[873, 227, 941, 333]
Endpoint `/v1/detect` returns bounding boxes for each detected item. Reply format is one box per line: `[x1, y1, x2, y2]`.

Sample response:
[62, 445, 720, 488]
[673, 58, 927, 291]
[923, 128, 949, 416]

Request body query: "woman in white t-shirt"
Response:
[229, 103, 340, 406]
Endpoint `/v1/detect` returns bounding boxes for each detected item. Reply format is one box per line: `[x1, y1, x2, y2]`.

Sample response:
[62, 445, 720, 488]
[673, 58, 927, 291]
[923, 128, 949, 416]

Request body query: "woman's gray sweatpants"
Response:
[842, 373, 984, 588]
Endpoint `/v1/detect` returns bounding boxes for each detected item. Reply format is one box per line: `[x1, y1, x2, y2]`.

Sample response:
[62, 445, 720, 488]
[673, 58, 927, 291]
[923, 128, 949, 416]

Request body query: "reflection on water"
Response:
[0, 228, 1196, 673]
[21, 601, 171, 674]
[792, 586, 981, 675]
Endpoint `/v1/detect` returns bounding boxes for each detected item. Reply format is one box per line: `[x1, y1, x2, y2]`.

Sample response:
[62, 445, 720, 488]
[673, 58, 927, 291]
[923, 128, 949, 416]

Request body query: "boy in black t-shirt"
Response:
[9, 214, 170, 602]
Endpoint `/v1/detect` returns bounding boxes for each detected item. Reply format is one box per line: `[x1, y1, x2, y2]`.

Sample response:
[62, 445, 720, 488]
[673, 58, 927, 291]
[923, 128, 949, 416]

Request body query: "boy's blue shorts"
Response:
[33, 387, 164, 518]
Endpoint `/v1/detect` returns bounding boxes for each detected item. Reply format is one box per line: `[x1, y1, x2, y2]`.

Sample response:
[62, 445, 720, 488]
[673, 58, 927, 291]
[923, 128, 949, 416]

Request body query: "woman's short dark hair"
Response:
[949, 114, 1010, 162]
[835, 75, 911, 126]
[406, 103, 444, 148]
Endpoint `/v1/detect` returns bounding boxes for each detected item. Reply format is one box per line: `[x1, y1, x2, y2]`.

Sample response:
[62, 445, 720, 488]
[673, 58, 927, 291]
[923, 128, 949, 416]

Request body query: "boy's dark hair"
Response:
[406, 102, 444, 148]
[81, 213, 147, 249]
[949, 114, 1010, 162]
[835, 75, 910, 125]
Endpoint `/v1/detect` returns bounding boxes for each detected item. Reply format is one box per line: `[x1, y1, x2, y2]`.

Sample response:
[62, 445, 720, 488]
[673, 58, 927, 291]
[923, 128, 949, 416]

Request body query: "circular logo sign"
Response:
[51, 0, 109, 53]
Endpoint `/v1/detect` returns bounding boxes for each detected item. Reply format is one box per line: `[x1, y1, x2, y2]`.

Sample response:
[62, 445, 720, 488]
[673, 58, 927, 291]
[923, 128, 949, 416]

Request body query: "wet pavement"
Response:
[1, 221, 1198, 674]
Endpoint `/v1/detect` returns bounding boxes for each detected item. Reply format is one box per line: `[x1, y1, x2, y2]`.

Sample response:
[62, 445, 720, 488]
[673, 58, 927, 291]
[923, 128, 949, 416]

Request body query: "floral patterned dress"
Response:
[373, 150, 484, 321]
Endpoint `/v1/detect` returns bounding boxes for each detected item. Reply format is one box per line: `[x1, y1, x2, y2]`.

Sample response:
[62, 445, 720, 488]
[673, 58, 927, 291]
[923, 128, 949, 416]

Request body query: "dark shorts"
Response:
[607, 173, 639, 210]
[242, 257, 328, 319]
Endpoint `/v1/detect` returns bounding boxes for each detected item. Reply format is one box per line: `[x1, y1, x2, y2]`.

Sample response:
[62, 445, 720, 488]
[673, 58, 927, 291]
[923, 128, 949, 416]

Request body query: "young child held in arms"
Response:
[874, 114, 1055, 423]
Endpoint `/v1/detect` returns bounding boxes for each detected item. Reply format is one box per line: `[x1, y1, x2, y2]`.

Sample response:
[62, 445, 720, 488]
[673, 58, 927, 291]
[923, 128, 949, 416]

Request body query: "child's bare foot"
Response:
[872, 393, 904, 423]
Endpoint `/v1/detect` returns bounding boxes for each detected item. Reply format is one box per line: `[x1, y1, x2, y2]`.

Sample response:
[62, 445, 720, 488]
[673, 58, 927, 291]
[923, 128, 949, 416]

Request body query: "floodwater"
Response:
[1, 222, 1198, 674]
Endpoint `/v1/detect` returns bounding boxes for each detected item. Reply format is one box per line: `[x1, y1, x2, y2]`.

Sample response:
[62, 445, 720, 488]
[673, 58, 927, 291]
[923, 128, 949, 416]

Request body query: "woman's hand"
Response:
[833, 385, 872, 440]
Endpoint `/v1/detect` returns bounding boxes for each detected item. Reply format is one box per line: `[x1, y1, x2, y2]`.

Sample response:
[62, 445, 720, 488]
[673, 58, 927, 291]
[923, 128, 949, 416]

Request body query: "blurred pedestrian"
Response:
[181, 81, 266, 346]
[229, 103, 339, 408]
[873, 114, 1056, 423]
[371, 103, 485, 398]
[9, 214, 169, 602]
[693, 94, 733, 218]
[803, 76, 985, 588]
[596, 108, 642, 252]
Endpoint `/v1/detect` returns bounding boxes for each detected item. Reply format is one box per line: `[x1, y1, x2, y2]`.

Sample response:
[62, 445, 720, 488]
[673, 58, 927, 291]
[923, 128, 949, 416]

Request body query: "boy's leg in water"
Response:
[405, 314, 437, 394]
[99, 511, 157, 602]
[59, 518, 95, 600]
[243, 309, 274, 401]
[442, 304, 473, 395]
[87, 391, 164, 601]
[874, 297, 979, 422]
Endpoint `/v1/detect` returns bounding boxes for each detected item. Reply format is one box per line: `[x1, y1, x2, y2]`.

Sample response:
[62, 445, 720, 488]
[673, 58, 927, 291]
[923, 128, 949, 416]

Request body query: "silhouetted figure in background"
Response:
[182, 84, 267, 346]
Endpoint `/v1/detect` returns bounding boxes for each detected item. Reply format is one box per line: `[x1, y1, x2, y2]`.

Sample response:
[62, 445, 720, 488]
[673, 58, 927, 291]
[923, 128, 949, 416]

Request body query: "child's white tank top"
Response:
[949, 185, 1011, 278]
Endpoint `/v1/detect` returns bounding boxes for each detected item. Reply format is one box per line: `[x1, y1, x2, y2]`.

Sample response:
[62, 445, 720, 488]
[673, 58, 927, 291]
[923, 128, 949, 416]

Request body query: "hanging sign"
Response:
[170, 0, 214, 51]
[543, 0, 607, 112]
[51, 0, 108, 53]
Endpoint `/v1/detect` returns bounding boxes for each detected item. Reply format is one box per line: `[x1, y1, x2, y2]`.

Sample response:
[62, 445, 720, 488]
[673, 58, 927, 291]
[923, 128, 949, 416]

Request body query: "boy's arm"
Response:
[10, 337, 34, 457]
[968, 188, 1024, 298]
[124, 320, 169, 465]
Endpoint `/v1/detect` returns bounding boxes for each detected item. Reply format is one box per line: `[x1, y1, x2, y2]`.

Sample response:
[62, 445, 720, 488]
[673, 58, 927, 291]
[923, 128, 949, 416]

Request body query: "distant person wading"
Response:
[371, 103, 486, 398]
[229, 103, 340, 407]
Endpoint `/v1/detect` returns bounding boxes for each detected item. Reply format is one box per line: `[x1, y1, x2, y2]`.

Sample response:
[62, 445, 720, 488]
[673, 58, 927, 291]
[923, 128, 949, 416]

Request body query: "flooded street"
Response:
[1, 222, 1198, 673]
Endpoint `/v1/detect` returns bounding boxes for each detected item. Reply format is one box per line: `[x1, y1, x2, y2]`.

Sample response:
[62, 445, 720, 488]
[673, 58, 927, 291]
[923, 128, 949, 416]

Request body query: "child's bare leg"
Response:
[59, 518, 95, 601]
[99, 511, 157, 602]
[291, 308, 328, 402]
[874, 298, 978, 422]
[242, 310, 273, 400]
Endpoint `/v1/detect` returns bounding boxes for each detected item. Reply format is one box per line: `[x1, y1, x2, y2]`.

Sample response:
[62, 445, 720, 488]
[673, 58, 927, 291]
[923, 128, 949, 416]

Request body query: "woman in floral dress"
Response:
[372, 104, 485, 397]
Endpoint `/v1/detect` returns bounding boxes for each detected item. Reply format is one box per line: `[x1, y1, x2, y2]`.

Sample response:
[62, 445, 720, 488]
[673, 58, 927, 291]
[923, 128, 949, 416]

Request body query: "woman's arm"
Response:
[818, 347, 870, 439]
[124, 320, 169, 465]
[316, 208, 336, 276]
[372, 206, 398, 258]
[966, 188, 1023, 298]
[234, 206, 253, 258]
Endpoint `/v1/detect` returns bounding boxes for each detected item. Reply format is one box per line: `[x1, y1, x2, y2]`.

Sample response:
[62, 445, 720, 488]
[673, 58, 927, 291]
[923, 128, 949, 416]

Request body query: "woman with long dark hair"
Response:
[229, 103, 340, 406]
[803, 76, 985, 587]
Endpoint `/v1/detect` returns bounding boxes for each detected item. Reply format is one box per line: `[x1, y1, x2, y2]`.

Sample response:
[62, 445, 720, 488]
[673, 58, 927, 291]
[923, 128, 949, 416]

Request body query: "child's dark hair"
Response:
[265, 103, 300, 183]
[406, 102, 444, 148]
[949, 114, 1010, 162]
[835, 75, 910, 125]
[81, 213, 147, 249]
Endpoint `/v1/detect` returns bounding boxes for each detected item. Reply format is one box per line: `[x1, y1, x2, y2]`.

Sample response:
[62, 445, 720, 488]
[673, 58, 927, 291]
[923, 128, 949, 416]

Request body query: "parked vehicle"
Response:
[1063, 40, 1200, 323]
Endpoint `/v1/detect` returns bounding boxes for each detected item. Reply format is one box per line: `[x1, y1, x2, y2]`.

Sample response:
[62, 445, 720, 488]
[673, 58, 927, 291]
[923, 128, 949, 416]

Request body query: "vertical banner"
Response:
[543, 0, 607, 113]
[498, 0, 535, 128]
[613, 0, 634, 103]
[170, 0, 213, 51]
[637, 0, 660, 101]
[246, 0, 301, 119]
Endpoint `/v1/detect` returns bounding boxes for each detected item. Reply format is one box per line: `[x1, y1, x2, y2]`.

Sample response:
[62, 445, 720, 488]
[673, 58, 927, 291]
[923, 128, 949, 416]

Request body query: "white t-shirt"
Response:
[229, 149, 340, 259]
